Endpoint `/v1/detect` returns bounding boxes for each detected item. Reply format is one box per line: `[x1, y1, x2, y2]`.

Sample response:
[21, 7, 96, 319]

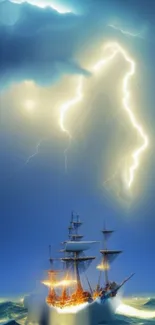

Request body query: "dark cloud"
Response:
[0, 0, 149, 90]
[0, 1, 92, 89]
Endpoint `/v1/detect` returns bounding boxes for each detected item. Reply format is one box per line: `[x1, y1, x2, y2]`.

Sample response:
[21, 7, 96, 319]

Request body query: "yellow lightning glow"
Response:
[59, 76, 83, 172]
[24, 99, 36, 112]
[59, 42, 149, 188]
[59, 77, 83, 139]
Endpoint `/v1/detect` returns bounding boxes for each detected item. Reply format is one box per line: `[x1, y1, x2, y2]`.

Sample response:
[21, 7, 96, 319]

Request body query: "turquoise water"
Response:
[0, 297, 155, 325]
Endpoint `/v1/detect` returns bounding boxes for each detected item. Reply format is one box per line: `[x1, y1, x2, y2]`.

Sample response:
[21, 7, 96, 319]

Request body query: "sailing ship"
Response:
[42, 212, 134, 310]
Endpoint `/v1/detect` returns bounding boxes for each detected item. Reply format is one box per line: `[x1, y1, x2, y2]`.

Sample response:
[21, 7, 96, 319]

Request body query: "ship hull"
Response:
[49, 299, 117, 325]
[25, 294, 120, 325]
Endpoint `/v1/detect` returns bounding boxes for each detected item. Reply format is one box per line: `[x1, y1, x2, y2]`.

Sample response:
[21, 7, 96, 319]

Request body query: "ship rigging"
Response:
[42, 212, 134, 308]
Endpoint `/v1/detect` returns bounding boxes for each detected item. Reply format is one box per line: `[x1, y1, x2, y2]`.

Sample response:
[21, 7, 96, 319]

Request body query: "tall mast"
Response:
[97, 226, 122, 286]
[73, 215, 82, 291]
[46, 245, 60, 303]
[61, 213, 97, 293]
[102, 229, 114, 284]
[49, 245, 53, 267]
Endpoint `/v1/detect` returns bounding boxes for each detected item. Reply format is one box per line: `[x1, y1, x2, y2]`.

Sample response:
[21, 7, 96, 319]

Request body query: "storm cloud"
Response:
[0, 0, 150, 90]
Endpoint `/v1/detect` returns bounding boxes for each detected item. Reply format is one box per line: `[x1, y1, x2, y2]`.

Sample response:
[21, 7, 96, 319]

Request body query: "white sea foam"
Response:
[116, 303, 155, 319]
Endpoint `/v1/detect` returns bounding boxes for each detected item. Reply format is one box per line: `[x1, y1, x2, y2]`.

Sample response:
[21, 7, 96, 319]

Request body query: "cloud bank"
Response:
[9, 0, 73, 14]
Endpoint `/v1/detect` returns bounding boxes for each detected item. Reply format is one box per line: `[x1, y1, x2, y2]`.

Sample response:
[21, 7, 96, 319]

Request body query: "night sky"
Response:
[0, 0, 155, 297]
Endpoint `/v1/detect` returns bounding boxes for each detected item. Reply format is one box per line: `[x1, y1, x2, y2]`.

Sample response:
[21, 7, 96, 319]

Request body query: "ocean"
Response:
[0, 297, 155, 325]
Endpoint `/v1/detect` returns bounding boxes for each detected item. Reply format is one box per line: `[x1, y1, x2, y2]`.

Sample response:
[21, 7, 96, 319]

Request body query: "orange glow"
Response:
[43, 275, 93, 308]
[46, 288, 92, 308]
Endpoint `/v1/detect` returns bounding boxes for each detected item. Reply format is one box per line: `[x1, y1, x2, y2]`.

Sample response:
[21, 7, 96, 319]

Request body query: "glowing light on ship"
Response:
[96, 263, 110, 271]
[54, 279, 77, 287]
[42, 279, 77, 288]
[59, 42, 149, 188]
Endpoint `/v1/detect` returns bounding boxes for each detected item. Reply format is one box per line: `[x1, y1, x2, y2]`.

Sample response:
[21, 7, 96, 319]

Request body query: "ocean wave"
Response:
[0, 301, 27, 324]
[143, 298, 155, 308]
[116, 302, 155, 320]
[0, 298, 155, 325]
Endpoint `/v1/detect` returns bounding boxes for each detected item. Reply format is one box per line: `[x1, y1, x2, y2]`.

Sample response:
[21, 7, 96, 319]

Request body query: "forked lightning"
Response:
[59, 42, 148, 188]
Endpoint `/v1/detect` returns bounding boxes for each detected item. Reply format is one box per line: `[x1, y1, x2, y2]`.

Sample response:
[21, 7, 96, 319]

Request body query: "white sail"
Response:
[64, 241, 98, 252]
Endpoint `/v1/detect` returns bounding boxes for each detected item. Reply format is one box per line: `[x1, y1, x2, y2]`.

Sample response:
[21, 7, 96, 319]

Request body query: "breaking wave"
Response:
[0, 297, 155, 325]
[144, 298, 155, 309]
[0, 301, 27, 324]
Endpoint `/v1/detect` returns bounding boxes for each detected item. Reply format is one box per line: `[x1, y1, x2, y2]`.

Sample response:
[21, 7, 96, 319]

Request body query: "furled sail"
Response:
[100, 249, 122, 264]
[69, 234, 83, 241]
[102, 230, 114, 241]
[64, 241, 98, 252]
[61, 256, 95, 273]
[97, 226, 122, 281]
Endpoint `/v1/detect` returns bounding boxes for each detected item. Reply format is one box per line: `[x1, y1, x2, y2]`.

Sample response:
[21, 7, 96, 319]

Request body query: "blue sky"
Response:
[0, 0, 155, 296]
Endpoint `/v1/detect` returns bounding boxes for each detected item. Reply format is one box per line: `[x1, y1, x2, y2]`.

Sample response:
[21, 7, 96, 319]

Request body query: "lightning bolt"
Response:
[59, 77, 83, 138]
[59, 77, 83, 172]
[103, 171, 118, 187]
[107, 24, 144, 39]
[25, 138, 45, 165]
[59, 42, 149, 189]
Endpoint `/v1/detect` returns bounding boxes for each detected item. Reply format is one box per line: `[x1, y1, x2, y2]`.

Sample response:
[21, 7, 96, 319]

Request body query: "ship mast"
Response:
[61, 213, 96, 294]
[69, 213, 83, 242]
[102, 229, 113, 284]
[99, 226, 122, 286]
[46, 245, 60, 303]
[72, 215, 83, 292]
